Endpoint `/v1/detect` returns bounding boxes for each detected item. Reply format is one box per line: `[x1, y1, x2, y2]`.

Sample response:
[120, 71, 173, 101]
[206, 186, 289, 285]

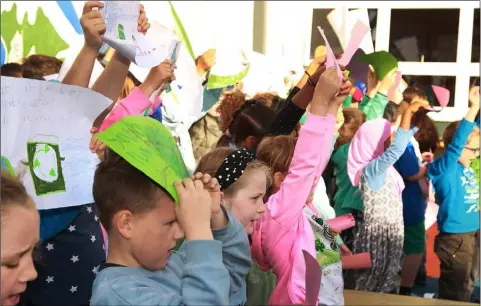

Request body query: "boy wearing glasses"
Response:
[427, 87, 480, 302]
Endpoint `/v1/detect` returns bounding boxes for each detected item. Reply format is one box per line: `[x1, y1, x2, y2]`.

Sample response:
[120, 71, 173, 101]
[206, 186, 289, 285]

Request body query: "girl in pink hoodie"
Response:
[251, 67, 351, 305]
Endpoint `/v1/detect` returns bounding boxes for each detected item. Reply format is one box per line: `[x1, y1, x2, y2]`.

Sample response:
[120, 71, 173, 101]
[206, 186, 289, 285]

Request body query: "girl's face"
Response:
[224, 169, 267, 234]
[1, 206, 39, 306]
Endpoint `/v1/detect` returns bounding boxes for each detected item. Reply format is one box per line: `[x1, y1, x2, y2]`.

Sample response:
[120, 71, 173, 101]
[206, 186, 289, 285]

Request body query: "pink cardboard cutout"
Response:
[432, 85, 450, 108]
[338, 21, 370, 67]
[342, 252, 372, 270]
[303, 250, 322, 305]
[325, 214, 355, 232]
[317, 26, 344, 84]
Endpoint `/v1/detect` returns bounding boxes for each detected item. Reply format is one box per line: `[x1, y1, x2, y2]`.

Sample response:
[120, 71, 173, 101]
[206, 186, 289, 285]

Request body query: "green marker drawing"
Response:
[118, 24, 125, 40]
[1, 156, 15, 177]
[25, 135, 66, 196]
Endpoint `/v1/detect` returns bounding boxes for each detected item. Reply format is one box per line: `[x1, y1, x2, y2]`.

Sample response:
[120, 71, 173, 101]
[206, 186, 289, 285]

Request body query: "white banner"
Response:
[0, 77, 112, 210]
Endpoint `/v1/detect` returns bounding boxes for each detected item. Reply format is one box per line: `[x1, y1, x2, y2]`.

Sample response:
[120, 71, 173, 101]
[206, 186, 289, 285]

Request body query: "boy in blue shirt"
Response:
[90, 147, 251, 305]
[428, 95, 480, 302]
[394, 140, 427, 296]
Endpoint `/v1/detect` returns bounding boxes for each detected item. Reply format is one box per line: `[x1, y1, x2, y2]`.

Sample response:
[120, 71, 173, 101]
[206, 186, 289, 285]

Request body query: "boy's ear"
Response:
[273, 171, 286, 189]
[114, 210, 134, 239]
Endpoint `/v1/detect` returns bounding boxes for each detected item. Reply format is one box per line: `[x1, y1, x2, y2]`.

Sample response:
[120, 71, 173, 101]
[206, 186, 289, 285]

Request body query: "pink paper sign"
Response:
[432, 85, 450, 108]
[317, 26, 344, 84]
[338, 21, 370, 67]
[325, 213, 355, 232]
[302, 250, 321, 306]
[342, 252, 372, 270]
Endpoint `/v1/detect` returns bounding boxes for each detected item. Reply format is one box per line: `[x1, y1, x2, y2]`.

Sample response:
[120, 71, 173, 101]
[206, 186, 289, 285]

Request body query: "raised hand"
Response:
[80, 1, 106, 51]
[137, 4, 150, 35]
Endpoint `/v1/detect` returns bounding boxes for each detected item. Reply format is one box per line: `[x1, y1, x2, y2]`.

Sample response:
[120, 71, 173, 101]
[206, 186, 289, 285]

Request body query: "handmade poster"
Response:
[97, 116, 189, 204]
[357, 51, 398, 80]
[129, 21, 182, 82]
[317, 26, 343, 84]
[0, 76, 112, 210]
[207, 49, 250, 90]
[101, 1, 162, 68]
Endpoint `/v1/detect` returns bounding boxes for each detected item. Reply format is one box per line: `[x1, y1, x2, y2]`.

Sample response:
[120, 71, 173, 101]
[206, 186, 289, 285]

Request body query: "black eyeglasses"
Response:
[465, 146, 480, 155]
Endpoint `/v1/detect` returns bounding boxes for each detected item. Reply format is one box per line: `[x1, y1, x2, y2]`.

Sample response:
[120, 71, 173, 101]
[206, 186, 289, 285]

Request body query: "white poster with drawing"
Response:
[0, 77, 112, 210]
[101, 0, 163, 68]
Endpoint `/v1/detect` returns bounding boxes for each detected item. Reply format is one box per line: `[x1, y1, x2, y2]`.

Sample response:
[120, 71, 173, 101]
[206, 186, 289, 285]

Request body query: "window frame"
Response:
[299, 1, 480, 121]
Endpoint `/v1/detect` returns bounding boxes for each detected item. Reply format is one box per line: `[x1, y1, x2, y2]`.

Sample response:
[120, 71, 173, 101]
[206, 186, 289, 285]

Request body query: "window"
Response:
[404, 75, 456, 107]
[472, 9, 480, 63]
[389, 9, 460, 62]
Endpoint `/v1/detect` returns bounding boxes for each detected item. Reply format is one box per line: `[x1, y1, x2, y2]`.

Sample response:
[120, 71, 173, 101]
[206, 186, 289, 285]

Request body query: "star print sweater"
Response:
[90, 208, 252, 306]
[250, 113, 341, 305]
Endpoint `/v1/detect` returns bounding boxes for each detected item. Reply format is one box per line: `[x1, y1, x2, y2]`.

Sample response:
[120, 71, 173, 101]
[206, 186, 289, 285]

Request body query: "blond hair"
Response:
[1, 171, 35, 216]
[196, 147, 272, 197]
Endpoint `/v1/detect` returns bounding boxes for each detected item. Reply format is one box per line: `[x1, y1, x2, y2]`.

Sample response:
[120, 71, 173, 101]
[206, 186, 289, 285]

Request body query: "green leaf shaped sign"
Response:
[97, 116, 189, 204]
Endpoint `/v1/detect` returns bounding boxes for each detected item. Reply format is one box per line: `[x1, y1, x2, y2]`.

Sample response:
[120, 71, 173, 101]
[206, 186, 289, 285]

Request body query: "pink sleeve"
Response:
[99, 87, 152, 132]
[147, 95, 162, 115]
[267, 112, 336, 227]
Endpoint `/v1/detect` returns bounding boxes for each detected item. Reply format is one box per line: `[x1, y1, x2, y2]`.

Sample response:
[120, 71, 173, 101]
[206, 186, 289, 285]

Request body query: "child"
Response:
[250, 67, 351, 305]
[428, 94, 480, 302]
[196, 147, 272, 305]
[1, 172, 39, 306]
[345, 101, 428, 293]
[90, 145, 251, 305]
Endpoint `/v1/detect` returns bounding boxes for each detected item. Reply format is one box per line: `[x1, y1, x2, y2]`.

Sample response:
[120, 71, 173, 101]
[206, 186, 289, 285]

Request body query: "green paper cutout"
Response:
[357, 51, 398, 80]
[118, 24, 125, 40]
[97, 116, 188, 204]
[168, 1, 195, 62]
[207, 65, 250, 90]
[26, 135, 66, 196]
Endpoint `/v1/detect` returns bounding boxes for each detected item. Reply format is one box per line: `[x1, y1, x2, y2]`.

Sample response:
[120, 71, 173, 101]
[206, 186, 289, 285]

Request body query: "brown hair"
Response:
[93, 149, 169, 231]
[443, 121, 479, 148]
[216, 100, 276, 149]
[403, 86, 428, 104]
[252, 92, 285, 111]
[412, 113, 440, 153]
[336, 108, 366, 149]
[195, 147, 271, 197]
[1, 63, 23, 77]
[256, 135, 297, 175]
[217, 91, 247, 133]
[1, 171, 35, 214]
[22, 54, 63, 79]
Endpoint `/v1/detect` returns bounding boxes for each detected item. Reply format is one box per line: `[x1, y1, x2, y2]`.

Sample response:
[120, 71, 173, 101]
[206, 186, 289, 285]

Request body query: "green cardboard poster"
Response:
[357, 51, 398, 80]
[97, 116, 189, 204]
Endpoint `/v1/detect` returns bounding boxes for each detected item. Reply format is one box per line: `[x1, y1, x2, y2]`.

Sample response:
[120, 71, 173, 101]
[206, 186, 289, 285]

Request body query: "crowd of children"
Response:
[1, 2, 480, 306]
